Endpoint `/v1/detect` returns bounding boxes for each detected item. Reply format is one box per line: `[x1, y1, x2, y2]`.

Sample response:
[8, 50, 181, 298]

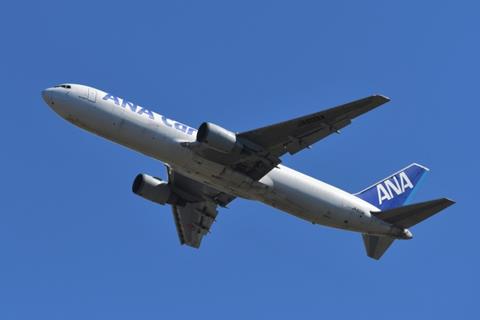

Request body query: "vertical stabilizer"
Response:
[355, 163, 429, 210]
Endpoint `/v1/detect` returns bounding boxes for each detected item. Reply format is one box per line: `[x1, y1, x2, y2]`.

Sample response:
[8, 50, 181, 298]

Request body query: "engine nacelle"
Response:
[132, 174, 175, 205]
[196, 122, 242, 153]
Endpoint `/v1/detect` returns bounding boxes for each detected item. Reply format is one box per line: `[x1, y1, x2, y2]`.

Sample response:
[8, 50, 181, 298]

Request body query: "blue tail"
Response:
[355, 163, 429, 210]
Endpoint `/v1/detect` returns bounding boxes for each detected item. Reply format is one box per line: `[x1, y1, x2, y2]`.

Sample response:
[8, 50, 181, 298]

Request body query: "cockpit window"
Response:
[54, 84, 71, 89]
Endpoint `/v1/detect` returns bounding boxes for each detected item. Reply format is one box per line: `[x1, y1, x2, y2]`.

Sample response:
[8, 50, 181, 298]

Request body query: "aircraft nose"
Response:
[42, 88, 53, 105]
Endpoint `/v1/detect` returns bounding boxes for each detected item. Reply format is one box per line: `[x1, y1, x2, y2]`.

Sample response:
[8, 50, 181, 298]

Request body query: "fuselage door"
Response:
[87, 88, 97, 103]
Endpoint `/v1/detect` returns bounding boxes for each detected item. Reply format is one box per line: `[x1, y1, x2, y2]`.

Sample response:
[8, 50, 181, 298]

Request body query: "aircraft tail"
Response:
[362, 198, 455, 259]
[356, 163, 455, 259]
[355, 163, 429, 210]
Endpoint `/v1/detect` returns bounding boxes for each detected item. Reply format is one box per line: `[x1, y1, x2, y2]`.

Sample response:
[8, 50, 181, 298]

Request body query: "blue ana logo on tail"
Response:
[377, 172, 414, 205]
[355, 163, 429, 211]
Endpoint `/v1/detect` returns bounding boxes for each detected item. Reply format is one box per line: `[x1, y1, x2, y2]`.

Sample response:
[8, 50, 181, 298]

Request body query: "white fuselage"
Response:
[42, 84, 401, 237]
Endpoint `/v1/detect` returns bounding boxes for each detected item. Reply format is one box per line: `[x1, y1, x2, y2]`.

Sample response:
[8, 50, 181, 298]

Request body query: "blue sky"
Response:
[1, 1, 478, 319]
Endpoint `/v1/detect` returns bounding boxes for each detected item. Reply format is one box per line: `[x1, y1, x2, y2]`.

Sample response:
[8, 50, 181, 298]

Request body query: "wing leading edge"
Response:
[185, 95, 390, 183]
[238, 94, 390, 157]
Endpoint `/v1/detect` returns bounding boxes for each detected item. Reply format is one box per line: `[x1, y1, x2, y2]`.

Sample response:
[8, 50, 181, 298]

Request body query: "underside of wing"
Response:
[172, 201, 218, 248]
[166, 166, 235, 248]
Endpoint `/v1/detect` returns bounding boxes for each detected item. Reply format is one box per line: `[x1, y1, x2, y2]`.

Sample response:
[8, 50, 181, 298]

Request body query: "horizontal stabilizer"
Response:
[373, 198, 455, 228]
[362, 234, 395, 260]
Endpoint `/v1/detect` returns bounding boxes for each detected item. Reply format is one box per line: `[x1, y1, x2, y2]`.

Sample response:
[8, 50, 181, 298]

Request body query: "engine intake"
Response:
[132, 174, 175, 205]
[196, 122, 241, 153]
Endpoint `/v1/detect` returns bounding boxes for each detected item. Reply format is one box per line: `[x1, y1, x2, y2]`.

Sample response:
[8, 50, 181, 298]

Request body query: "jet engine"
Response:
[196, 122, 243, 153]
[132, 174, 175, 205]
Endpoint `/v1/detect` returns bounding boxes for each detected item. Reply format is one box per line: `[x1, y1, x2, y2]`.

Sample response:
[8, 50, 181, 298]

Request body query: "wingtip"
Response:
[374, 94, 391, 103]
[434, 198, 456, 208]
[444, 198, 456, 206]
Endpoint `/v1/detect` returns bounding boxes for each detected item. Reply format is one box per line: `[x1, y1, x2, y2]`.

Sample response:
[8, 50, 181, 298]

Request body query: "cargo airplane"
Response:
[42, 84, 454, 259]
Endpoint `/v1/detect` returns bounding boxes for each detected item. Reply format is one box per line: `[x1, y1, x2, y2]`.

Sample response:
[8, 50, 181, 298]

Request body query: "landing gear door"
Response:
[87, 88, 97, 103]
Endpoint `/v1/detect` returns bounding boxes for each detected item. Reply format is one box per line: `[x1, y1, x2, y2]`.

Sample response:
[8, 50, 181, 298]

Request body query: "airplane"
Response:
[41, 83, 454, 259]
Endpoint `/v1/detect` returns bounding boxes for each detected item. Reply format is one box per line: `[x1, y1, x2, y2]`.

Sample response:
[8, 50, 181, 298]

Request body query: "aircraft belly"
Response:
[168, 160, 393, 235]
[165, 150, 281, 201]
[258, 165, 393, 234]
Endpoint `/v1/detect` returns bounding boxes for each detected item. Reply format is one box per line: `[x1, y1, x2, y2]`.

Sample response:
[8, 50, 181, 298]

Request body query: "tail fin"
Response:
[355, 163, 429, 210]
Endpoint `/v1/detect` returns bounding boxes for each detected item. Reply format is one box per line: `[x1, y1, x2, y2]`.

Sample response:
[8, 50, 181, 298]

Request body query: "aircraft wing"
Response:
[238, 94, 390, 156]
[166, 166, 235, 248]
[186, 95, 389, 181]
